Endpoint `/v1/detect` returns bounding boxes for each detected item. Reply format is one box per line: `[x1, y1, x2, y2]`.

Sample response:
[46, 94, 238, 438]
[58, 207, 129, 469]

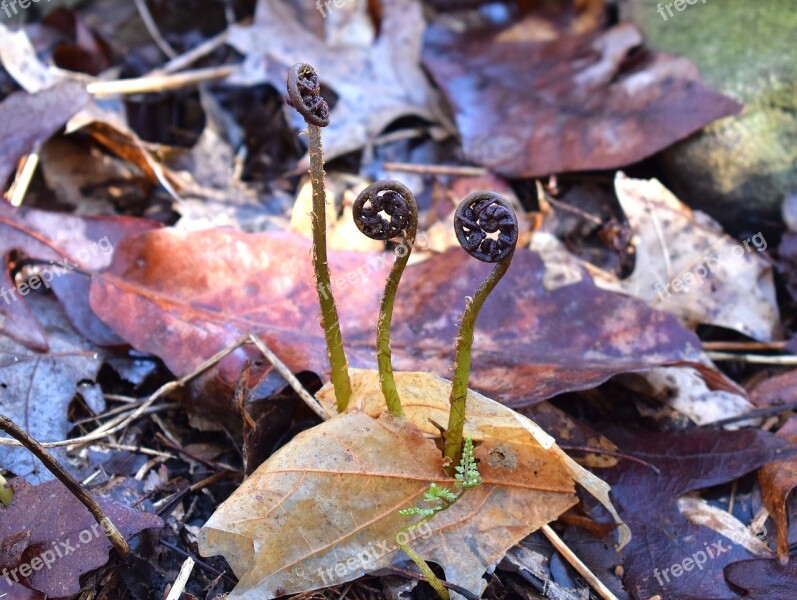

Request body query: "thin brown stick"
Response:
[87, 66, 237, 97]
[381, 162, 488, 177]
[133, 0, 178, 59]
[707, 351, 797, 366]
[702, 341, 787, 352]
[0, 414, 129, 557]
[541, 524, 619, 600]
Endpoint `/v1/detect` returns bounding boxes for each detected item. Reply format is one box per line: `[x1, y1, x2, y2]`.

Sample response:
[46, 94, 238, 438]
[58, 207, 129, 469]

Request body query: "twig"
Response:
[706, 351, 797, 366]
[541, 524, 618, 600]
[6, 149, 39, 207]
[702, 341, 787, 352]
[154, 29, 230, 75]
[557, 444, 660, 474]
[0, 335, 250, 449]
[701, 401, 797, 428]
[164, 556, 195, 600]
[0, 414, 129, 557]
[87, 66, 237, 97]
[133, 0, 178, 59]
[381, 162, 488, 177]
[159, 539, 237, 585]
[247, 334, 330, 420]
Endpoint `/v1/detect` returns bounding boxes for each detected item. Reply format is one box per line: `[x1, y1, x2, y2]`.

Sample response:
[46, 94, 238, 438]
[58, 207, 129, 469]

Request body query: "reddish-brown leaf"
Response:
[602, 427, 797, 599]
[758, 416, 797, 561]
[87, 228, 736, 411]
[423, 22, 742, 177]
[0, 478, 162, 598]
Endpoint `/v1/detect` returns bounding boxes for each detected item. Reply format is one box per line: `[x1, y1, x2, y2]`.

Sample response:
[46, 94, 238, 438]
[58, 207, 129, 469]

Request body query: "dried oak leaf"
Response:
[422, 22, 742, 177]
[601, 427, 797, 599]
[87, 228, 737, 410]
[199, 376, 579, 598]
[0, 478, 163, 598]
[758, 416, 797, 561]
[226, 0, 440, 162]
[724, 557, 797, 599]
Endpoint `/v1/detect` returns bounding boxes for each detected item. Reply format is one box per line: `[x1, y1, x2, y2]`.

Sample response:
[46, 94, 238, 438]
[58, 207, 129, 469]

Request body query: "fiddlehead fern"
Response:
[444, 192, 518, 467]
[353, 181, 419, 417]
[286, 63, 352, 411]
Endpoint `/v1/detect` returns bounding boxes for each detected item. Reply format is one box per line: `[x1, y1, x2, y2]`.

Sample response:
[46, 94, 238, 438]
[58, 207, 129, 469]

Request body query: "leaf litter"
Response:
[0, 0, 795, 599]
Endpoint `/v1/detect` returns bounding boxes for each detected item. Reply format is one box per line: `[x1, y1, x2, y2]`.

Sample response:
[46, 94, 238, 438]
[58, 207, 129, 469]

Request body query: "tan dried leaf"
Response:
[199, 371, 589, 598]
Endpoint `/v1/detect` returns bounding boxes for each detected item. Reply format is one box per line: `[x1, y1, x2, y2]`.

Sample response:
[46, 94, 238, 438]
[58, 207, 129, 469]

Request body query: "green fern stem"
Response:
[443, 258, 513, 468]
[308, 124, 352, 412]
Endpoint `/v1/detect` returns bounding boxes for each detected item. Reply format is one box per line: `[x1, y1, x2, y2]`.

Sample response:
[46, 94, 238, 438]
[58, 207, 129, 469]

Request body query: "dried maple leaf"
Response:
[423, 22, 741, 177]
[87, 228, 738, 411]
[0, 478, 162, 598]
[199, 373, 581, 598]
[226, 0, 441, 163]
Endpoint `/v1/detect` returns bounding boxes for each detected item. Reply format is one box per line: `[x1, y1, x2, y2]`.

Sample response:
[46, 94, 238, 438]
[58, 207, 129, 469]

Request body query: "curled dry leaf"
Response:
[423, 22, 742, 177]
[758, 416, 797, 561]
[199, 371, 587, 599]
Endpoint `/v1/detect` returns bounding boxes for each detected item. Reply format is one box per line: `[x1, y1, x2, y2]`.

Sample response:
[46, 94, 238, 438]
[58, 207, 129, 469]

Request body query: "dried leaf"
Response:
[758, 416, 797, 561]
[0, 478, 163, 598]
[199, 408, 576, 598]
[316, 369, 629, 547]
[603, 174, 777, 341]
[0, 81, 89, 188]
[724, 558, 797, 599]
[227, 0, 440, 162]
[423, 22, 741, 177]
[602, 427, 796, 599]
[88, 228, 738, 411]
[0, 295, 102, 484]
